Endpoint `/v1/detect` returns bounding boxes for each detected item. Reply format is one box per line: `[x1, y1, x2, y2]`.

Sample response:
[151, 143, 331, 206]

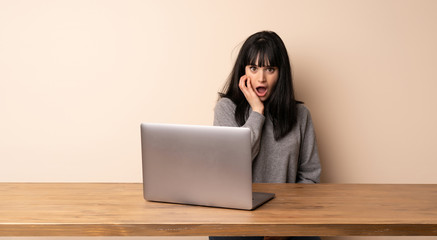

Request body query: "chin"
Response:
[260, 95, 269, 102]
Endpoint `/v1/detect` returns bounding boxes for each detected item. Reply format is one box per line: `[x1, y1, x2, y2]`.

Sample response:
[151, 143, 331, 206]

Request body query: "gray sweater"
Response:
[213, 98, 321, 183]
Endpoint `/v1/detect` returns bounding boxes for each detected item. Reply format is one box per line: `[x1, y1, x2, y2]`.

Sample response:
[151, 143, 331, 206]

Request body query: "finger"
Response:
[239, 76, 250, 95]
[246, 77, 256, 94]
[245, 78, 259, 100]
[240, 76, 252, 93]
[239, 75, 247, 89]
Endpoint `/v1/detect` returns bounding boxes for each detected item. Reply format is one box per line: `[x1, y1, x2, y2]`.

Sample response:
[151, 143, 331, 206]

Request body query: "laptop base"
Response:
[252, 192, 275, 210]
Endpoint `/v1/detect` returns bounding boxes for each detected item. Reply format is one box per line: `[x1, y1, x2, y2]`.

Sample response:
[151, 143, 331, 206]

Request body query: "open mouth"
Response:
[256, 87, 267, 97]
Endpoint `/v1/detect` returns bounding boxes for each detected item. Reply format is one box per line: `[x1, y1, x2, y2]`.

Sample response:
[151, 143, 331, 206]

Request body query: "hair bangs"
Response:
[245, 39, 279, 67]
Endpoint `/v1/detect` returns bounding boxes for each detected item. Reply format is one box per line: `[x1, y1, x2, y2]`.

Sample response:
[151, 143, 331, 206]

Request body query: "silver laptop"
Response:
[140, 123, 275, 210]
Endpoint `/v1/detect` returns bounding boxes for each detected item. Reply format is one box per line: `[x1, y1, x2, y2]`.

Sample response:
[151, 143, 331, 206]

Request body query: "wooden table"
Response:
[1, 183, 437, 236]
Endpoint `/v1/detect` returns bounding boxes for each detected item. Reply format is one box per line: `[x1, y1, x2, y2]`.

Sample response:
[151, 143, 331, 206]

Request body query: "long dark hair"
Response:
[219, 31, 299, 140]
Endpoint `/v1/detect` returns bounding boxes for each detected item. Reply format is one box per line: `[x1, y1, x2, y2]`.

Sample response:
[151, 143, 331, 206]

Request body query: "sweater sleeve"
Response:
[297, 105, 322, 183]
[213, 98, 265, 160]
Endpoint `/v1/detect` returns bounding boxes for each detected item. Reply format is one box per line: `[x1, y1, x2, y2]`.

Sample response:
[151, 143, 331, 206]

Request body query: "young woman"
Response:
[210, 31, 321, 240]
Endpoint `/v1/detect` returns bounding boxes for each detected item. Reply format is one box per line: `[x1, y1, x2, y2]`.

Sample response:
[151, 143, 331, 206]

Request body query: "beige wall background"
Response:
[1, 0, 437, 239]
[2, 0, 437, 183]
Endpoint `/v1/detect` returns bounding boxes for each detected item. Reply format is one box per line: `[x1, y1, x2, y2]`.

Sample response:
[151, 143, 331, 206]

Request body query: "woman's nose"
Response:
[257, 70, 266, 82]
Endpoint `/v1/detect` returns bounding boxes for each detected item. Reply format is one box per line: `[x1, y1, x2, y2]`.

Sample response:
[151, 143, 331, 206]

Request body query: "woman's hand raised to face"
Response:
[239, 75, 264, 115]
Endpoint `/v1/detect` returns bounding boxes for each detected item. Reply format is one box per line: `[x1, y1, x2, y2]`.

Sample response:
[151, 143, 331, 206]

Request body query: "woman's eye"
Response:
[250, 66, 257, 72]
[267, 68, 276, 73]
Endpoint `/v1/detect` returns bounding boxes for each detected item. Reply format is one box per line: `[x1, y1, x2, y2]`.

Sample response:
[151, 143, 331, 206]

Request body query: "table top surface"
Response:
[1, 183, 437, 236]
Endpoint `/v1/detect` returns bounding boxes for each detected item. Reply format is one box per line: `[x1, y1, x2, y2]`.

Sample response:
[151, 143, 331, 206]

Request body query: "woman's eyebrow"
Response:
[248, 64, 277, 68]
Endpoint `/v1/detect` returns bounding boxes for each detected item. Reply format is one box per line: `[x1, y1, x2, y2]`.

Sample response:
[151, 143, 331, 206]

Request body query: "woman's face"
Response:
[245, 63, 279, 102]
